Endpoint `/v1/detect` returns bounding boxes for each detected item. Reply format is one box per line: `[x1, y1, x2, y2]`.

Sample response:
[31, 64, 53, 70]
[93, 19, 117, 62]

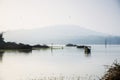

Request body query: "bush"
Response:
[101, 61, 120, 80]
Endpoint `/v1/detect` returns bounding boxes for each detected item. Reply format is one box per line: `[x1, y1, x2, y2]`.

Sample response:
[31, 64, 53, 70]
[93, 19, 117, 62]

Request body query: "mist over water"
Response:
[4, 25, 120, 45]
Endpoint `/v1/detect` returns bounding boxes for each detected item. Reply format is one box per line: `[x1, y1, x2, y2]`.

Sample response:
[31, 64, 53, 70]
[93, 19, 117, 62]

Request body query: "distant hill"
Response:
[4, 25, 120, 44]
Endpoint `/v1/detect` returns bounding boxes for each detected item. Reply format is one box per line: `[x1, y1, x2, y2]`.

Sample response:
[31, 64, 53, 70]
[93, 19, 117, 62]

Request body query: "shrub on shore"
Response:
[101, 61, 120, 80]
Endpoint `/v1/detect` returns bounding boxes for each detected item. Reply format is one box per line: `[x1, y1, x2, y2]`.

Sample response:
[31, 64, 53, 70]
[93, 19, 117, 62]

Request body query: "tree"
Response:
[0, 32, 5, 45]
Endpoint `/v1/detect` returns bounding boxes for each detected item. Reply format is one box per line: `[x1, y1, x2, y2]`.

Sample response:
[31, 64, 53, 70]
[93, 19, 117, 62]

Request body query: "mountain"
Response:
[3, 25, 120, 44]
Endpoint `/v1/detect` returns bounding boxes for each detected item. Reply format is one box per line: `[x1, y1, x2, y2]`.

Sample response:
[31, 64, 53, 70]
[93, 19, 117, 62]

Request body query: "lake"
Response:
[0, 45, 120, 80]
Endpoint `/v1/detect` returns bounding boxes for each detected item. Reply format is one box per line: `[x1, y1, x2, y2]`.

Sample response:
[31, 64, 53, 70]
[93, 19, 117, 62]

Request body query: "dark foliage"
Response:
[0, 33, 50, 50]
[32, 44, 49, 48]
[0, 33, 32, 49]
[66, 43, 77, 47]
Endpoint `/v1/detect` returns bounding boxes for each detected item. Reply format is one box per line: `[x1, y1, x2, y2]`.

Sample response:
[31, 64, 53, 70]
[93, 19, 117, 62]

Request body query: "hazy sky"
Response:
[0, 0, 120, 35]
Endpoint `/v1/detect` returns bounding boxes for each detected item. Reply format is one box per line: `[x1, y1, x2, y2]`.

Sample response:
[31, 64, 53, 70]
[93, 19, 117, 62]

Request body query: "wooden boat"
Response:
[77, 45, 91, 53]
[84, 46, 91, 53]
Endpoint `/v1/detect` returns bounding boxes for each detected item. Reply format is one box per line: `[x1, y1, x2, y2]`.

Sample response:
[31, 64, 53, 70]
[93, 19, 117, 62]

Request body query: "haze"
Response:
[0, 0, 120, 35]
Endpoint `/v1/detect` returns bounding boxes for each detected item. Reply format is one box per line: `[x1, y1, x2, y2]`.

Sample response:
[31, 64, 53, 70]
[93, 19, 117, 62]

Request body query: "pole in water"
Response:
[51, 43, 53, 53]
[105, 38, 107, 48]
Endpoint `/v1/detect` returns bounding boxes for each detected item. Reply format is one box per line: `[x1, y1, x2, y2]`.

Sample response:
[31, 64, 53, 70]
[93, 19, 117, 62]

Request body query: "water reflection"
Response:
[0, 47, 91, 63]
[84, 52, 91, 57]
[76, 48, 91, 57]
[3, 49, 32, 54]
[0, 49, 32, 62]
[50, 47, 64, 56]
[0, 51, 4, 62]
[33, 48, 50, 51]
[17, 49, 32, 53]
[0, 48, 93, 80]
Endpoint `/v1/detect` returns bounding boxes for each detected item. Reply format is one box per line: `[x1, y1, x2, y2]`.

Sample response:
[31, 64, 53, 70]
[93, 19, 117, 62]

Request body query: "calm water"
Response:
[0, 45, 120, 80]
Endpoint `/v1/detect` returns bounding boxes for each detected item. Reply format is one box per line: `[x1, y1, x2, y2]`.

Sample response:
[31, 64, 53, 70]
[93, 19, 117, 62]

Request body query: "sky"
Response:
[0, 0, 120, 35]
